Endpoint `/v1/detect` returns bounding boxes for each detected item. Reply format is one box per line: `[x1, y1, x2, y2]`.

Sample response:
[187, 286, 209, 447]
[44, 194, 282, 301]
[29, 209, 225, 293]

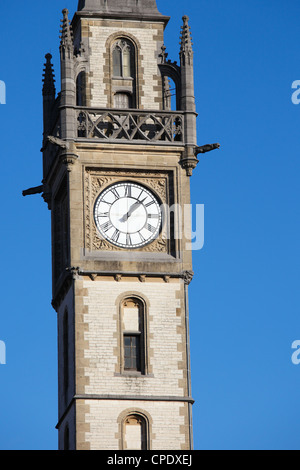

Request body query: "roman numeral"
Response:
[125, 185, 132, 198]
[137, 189, 144, 200]
[102, 199, 112, 206]
[111, 188, 120, 200]
[97, 212, 109, 218]
[145, 201, 155, 208]
[147, 224, 156, 234]
[100, 221, 113, 232]
[126, 234, 132, 246]
[111, 229, 121, 243]
[148, 214, 159, 219]
[138, 232, 146, 243]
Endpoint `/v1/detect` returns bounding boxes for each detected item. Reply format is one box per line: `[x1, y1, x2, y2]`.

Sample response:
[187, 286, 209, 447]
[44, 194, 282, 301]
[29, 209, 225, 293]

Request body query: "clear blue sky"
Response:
[0, 0, 299, 450]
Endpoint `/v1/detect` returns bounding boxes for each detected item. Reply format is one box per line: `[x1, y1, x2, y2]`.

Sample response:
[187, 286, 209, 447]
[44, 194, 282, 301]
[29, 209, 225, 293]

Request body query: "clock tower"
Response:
[24, 0, 217, 451]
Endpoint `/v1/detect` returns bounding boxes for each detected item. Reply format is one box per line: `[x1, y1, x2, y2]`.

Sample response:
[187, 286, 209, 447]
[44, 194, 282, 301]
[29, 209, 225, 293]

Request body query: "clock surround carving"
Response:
[84, 168, 171, 253]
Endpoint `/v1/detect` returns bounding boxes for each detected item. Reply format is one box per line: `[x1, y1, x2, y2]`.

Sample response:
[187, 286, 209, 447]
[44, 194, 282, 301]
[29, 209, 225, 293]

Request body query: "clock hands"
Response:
[120, 197, 147, 222]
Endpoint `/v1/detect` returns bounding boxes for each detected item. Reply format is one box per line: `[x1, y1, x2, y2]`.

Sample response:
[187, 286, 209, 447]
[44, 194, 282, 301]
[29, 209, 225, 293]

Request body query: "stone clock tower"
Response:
[23, 0, 218, 451]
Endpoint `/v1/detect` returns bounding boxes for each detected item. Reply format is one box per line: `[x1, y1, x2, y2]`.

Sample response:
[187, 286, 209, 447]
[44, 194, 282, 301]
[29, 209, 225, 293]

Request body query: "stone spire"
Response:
[59, 9, 76, 140]
[42, 53, 56, 98]
[179, 15, 195, 114]
[180, 15, 193, 66]
[42, 54, 56, 141]
[179, 15, 197, 175]
[60, 9, 74, 59]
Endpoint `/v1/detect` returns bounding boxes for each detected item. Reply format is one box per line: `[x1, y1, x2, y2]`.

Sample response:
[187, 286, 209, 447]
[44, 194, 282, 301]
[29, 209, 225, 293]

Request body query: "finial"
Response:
[42, 53, 56, 97]
[60, 8, 74, 56]
[180, 14, 193, 65]
[159, 44, 168, 64]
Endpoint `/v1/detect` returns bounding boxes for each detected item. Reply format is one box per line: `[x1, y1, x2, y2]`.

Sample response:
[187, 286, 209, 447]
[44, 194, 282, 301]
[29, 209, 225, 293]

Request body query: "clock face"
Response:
[94, 182, 162, 249]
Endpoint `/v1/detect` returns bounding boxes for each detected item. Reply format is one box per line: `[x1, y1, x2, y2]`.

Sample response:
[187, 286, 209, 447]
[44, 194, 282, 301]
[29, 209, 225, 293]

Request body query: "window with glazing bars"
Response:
[124, 334, 141, 372]
[112, 40, 133, 78]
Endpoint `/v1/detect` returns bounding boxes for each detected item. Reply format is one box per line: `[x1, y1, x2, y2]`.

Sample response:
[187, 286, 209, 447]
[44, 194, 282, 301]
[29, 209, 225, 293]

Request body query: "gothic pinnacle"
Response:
[60, 8, 74, 55]
[42, 53, 56, 97]
[180, 15, 193, 61]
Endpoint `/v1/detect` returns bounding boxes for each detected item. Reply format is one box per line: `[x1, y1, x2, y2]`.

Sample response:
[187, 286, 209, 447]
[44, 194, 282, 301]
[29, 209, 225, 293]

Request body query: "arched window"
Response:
[124, 414, 147, 450]
[76, 71, 86, 106]
[112, 38, 136, 108]
[159, 61, 181, 111]
[112, 40, 134, 78]
[163, 76, 177, 111]
[121, 298, 145, 374]
[113, 46, 122, 77]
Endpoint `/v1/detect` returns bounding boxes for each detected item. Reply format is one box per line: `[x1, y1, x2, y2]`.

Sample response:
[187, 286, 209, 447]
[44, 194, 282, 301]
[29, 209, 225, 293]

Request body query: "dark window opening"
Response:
[124, 335, 141, 372]
[76, 71, 86, 107]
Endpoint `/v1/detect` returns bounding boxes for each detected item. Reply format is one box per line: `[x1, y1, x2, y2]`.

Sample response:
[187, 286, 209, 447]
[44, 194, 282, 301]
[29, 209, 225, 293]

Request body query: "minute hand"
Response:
[121, 198, 147, 222]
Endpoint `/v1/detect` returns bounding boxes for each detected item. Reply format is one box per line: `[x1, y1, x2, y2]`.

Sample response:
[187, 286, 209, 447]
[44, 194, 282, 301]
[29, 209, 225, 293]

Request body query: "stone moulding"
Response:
[51, 268, 194, 311]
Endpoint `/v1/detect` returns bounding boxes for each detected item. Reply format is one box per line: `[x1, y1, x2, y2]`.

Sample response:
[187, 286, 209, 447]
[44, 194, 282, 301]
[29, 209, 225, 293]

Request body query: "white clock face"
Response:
[94, 182, 162, 249]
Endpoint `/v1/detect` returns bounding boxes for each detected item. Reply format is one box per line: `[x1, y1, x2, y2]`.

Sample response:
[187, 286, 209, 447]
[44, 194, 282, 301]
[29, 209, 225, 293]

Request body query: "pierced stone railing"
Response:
[76, 107, 184, 144]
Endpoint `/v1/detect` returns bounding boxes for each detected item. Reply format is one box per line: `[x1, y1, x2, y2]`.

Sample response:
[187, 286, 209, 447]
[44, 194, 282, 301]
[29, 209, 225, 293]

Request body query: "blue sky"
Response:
[0, 0, 300, 450]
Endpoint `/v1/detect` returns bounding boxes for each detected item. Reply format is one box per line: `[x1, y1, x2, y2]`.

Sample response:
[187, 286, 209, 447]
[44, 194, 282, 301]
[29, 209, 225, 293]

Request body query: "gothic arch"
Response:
[158, 63, 181, 111]
[115, 291, 151, 309]
[117, 408, 152, 450]
[76, 70, 87, 106]
[105, 32, 142, 108]
[115, 292, 151, 376]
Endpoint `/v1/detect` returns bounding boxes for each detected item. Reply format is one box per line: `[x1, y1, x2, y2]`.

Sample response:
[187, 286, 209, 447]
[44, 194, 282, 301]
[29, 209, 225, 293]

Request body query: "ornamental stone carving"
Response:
[182, 270, 194, 285]
[84, 169, 170, 254]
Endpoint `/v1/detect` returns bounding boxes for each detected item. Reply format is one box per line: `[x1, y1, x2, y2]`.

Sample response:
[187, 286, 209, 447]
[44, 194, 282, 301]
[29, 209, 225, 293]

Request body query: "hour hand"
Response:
[120, 202, 139, 222]
[120, 198, 146, 222]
